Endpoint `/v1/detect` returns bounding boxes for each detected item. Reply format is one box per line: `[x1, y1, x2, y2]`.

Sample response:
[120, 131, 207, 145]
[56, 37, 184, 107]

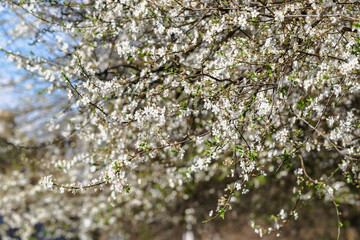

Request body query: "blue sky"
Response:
[0, 5, 64, 111]
[0, 53, 24, 109]
[0, 6, 30, 110]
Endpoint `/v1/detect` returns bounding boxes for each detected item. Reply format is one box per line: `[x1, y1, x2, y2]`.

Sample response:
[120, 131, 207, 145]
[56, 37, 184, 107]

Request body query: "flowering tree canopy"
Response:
[1, 0, 360, 239]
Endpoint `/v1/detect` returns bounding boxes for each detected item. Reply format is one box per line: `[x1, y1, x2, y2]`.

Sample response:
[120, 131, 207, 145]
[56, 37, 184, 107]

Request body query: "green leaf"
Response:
[297, 100, 305, 110]
[265, 64, 272, 70]
[219, 209, 225, 219]
[113, 161, 118, 170]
